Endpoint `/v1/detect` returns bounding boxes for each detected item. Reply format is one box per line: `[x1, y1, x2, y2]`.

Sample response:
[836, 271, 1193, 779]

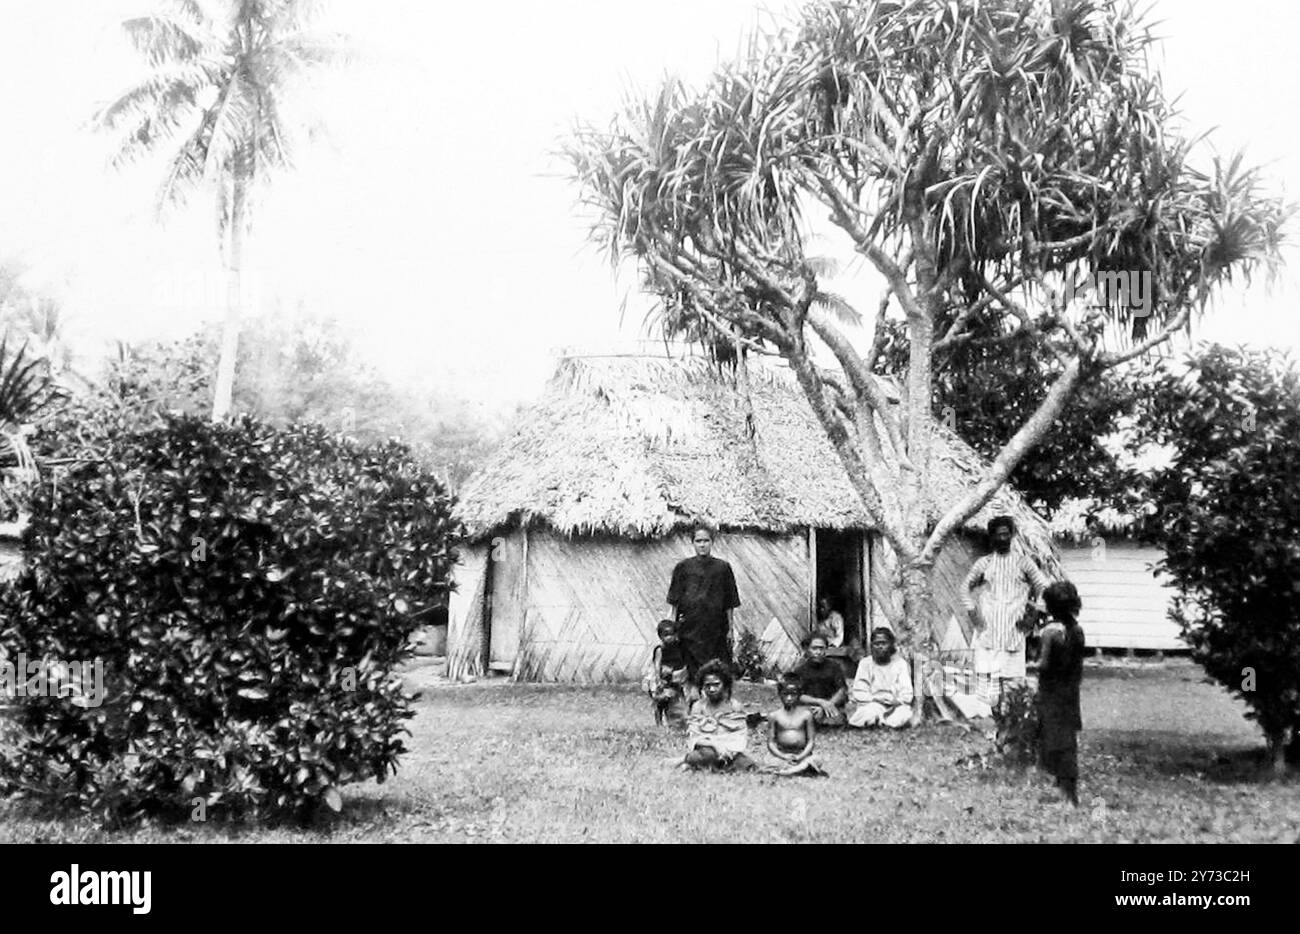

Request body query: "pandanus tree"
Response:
[566, 0, 1290, 716]
[94, 0, 343, 420]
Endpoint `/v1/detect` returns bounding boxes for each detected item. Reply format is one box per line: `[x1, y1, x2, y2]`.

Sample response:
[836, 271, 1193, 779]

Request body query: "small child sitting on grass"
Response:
[643, 619, 688, 727]
[681, 660, 756, 772]
[765, 673, 828, 776]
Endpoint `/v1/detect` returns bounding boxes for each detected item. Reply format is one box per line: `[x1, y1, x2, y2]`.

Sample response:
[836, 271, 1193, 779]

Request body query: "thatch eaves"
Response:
[456, 355, 1056, 564]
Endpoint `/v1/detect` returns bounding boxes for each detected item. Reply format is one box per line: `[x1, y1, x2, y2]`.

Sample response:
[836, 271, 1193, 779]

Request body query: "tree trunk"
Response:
[211, 177, 247, 421]
[733, 333, 758, 458]
[900, 560, 936, 726]
[1266, 726, 1292, 777]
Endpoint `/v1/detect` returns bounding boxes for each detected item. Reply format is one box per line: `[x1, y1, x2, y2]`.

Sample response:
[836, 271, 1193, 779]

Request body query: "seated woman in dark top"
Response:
[788, 632, 848, 727]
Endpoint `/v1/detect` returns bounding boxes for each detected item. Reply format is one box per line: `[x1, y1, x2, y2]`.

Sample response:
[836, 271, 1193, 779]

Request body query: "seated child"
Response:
[642, 619, 688, 727]
[765, 673, 828, 777]
[789, 632, 848, 727]
[681, 660, 756, 772]
[847, 627, 914, 729]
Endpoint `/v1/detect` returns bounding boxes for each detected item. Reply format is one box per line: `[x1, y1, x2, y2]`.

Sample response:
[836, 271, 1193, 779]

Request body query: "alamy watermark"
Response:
[0, 654, 106, 708]
[1047, 269, 1155, 317]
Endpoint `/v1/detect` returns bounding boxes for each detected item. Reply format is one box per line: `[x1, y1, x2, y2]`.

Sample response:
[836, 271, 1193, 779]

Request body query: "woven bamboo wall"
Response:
[514, 529, 809, 682]
[869, 533, 980, 655]
[488, 530, 526, 670]
[931, 535, 979, 653]
[446, 545, 489, 680]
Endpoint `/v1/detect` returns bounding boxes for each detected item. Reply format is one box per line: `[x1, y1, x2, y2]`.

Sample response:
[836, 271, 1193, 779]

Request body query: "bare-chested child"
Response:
[765, 673, 828, 776]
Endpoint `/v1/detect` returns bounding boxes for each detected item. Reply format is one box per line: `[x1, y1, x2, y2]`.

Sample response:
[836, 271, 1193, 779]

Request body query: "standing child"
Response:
[766, 674, 828, 776]
[847, 627, 914, 729]
[643, 619, 689, 727]
[1037, 581, 1087, 806]
[681, 660, 756, 772]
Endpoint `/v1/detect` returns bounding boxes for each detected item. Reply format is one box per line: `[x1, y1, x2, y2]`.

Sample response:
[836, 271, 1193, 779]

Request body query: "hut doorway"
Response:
[813, 529, 867, 645]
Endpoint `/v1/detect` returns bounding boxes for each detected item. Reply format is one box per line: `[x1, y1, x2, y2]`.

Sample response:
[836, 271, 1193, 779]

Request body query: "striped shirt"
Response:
[961, 551, 1051, 653]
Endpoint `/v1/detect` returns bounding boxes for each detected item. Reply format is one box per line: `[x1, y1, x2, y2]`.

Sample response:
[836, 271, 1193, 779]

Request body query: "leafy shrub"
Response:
[733, 629, 766, 681]
[993, 682, 1040, 766]
[0, 413, 459, 824]
[1135, 345, 1300, 773]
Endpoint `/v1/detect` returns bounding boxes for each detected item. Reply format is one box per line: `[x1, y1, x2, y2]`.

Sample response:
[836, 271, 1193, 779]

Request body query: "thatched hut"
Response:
[449, 355, 1059, 682]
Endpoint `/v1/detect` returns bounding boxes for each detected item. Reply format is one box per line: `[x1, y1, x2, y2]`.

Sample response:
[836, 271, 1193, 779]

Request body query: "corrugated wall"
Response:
[512, 529, 809, 682]
[1059, 541, 1184, 650]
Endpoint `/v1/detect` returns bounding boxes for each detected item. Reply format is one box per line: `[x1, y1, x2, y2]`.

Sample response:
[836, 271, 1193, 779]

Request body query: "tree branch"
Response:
[807, 307, 914, 471]
[920, 357, 1083, 563]
[811, 171, 927, 322]
[1097, 304, 1192, 368]
[785, 346, 914, 563]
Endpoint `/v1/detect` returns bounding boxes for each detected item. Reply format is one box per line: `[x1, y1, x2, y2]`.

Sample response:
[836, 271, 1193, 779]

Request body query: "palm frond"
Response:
[804, 255, 841, 277]
[101, 0, 338, 220]
[165, 0, 208, 27]
[264, 31, 353, 74]
[121, 14, 211, 66]
[811, 290, 862, 328]
[93, 62, 220, 132]
[0, 333, 59, 428]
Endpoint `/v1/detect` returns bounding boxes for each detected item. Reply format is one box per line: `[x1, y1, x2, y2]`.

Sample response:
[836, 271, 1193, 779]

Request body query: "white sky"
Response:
[0, 0, 1296, 416]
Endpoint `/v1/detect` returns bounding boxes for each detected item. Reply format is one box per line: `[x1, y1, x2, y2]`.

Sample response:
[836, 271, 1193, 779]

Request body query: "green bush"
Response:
[0, 413, 459, 824]
[1135, 345, 1300, 773]
[733, 629, 766, 681]
[993, 682, 1040, 766]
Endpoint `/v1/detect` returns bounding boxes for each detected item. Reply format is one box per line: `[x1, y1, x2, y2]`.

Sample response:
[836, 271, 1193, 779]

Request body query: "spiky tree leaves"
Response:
[0, 333, 58, 431]
[567, 0, 1289, 658]
[95, 0, 345, 420]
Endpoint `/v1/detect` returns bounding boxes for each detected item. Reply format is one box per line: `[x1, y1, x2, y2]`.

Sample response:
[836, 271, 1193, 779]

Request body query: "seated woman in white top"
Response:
[848, 627, 914, 729]
[814, 596, 845, 648]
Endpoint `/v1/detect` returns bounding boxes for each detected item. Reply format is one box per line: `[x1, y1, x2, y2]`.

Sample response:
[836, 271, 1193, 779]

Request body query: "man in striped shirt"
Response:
[962, 515, 1052, 702]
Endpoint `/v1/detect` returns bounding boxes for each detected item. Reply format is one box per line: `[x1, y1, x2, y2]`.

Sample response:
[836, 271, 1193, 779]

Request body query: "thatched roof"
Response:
[456, 355, 1056, 559]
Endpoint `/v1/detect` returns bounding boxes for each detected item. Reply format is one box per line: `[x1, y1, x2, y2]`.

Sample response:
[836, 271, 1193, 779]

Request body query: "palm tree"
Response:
[94, 0, 343, 420]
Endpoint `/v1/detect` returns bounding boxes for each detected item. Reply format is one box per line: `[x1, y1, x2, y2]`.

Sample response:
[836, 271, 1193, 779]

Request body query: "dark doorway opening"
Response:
[814, 529, 866, 647]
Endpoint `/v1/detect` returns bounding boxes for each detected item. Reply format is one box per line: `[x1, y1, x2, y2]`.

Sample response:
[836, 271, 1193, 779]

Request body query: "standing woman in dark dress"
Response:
[666, 525, 741, 683]
[1037, 581, 1086, 806]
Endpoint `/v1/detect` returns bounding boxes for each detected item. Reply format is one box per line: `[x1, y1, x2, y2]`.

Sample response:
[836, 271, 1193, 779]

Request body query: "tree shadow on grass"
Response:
[0, 788, 433, 842]
[1094, 732, 1293, 786]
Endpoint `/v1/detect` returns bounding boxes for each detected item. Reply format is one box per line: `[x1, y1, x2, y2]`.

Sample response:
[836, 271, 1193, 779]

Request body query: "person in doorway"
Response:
[961, 515, 1052, 705]
[789, 632, 848, 727]
[814, 595, 845, 648]
[666, 524, 741, 682]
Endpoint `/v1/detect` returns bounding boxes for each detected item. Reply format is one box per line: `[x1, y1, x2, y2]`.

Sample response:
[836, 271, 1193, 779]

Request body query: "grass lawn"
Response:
[1, 659, 1295, 843]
